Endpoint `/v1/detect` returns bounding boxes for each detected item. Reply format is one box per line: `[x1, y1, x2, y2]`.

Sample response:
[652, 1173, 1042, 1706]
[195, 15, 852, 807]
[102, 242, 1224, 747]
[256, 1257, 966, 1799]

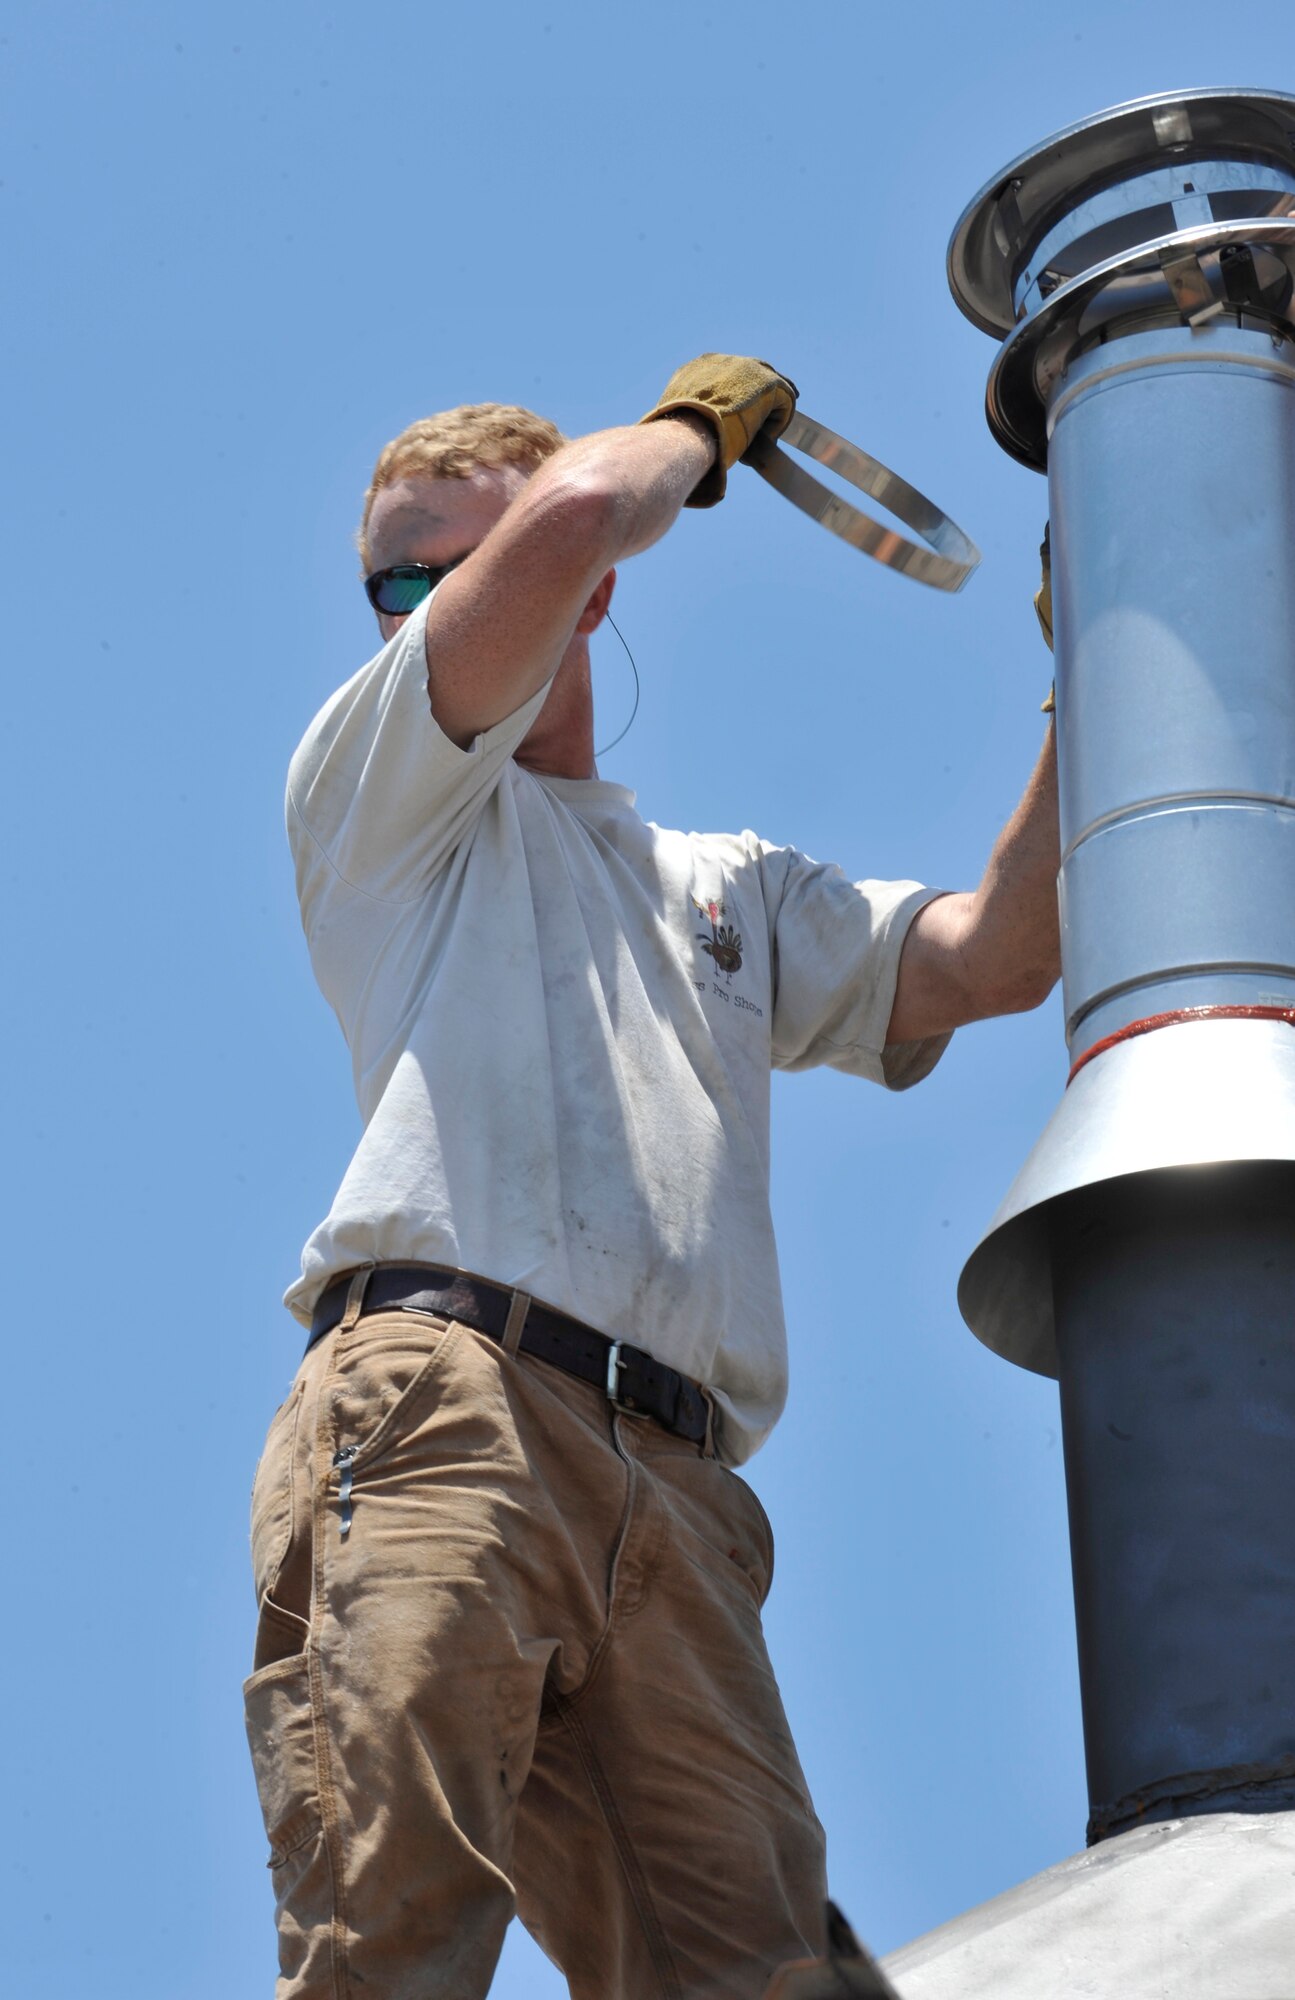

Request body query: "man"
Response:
[245, 356, 1060, 2000]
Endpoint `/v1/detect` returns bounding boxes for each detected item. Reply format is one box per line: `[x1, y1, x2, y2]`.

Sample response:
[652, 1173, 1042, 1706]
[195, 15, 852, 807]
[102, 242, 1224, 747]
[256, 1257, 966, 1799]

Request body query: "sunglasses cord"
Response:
[594, 610, 641, 760]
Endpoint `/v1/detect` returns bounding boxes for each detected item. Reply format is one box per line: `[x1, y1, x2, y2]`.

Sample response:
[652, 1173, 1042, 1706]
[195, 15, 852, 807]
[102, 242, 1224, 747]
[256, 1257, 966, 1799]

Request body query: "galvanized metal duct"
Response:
[948, 89, 1295, 1841]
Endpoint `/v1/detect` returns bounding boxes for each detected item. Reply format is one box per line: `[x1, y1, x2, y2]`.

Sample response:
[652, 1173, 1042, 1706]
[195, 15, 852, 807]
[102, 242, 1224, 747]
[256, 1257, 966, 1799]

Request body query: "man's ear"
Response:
[575, 567, 616, 636]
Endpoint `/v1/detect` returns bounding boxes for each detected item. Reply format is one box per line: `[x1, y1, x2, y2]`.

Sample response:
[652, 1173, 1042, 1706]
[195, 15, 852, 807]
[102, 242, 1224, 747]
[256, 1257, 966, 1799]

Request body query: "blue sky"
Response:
[7, 6, 1293, 1995]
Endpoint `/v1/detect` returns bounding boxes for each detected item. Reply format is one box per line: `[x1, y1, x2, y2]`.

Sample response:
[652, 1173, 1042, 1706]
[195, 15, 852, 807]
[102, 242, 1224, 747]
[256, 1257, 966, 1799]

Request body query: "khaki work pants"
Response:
[244, 1301, 829, 1998]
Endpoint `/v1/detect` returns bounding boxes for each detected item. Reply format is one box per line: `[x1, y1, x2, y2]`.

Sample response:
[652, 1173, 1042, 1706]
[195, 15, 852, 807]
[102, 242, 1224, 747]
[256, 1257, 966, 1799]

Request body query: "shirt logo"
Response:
[694, 897, 743, 981]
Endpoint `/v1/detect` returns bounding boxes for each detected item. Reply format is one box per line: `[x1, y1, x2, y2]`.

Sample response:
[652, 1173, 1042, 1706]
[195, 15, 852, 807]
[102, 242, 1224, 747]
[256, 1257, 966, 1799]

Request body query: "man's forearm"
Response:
[960, 722, 1061, 1014]
[549, 413, 718, 564]
[425, 416, 716, 746]
[886, 725, 1061, 1044]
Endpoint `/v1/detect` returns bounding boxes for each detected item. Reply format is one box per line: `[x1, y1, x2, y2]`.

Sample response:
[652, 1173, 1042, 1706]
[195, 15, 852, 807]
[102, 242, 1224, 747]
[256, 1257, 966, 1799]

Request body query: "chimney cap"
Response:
[948, 88, 1295, 339]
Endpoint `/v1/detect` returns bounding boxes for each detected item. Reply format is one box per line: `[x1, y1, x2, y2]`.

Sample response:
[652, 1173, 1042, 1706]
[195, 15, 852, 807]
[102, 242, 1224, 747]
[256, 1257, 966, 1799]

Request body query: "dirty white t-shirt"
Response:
[285, 598, 949, 1462]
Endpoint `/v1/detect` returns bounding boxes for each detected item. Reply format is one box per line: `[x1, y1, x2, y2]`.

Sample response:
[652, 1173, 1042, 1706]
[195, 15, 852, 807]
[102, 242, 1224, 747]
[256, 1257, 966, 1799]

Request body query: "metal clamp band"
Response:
[745, 410, 981, 593]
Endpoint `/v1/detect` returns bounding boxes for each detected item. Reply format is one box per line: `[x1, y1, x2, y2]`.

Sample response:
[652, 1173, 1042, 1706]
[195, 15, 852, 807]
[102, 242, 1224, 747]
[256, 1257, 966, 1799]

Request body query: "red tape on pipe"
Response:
[1067, 1005, 1295, 1086]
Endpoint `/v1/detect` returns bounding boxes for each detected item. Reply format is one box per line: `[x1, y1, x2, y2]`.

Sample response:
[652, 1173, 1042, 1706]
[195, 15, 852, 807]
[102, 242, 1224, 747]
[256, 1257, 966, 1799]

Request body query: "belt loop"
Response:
[339, 1267, 372, 1333]
[701, 1388, 719, 1460]
[502, 1289, 531, 1357]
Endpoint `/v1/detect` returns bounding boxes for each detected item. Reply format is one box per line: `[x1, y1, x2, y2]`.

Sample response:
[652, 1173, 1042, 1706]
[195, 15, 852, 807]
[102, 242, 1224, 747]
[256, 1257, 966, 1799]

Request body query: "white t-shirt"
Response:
[285, 598, 949, 1462]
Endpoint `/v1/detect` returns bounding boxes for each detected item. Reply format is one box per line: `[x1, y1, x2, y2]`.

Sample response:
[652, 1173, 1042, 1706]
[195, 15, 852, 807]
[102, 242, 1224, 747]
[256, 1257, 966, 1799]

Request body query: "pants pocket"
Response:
[326, 1314, 460, 1538]
[717, 1465, 777, 1607]
[243, 1652, 329, 1974]
[250, 1380, 305, 1609]
[735, 1473, 776, 1604]
[328, 1311, 454, 1463]
[253, 1593, 310, 1674]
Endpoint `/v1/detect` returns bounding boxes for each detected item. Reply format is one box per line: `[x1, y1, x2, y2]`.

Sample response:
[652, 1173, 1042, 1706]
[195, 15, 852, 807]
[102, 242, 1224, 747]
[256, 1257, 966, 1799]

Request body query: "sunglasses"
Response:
[363, 557, 465, 617]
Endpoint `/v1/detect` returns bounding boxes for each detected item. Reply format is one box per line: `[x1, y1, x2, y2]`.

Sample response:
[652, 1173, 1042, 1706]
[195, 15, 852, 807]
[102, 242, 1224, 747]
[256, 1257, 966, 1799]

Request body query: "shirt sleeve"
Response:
[285, 593, 552, 917]
[758, 841, 952, 1089]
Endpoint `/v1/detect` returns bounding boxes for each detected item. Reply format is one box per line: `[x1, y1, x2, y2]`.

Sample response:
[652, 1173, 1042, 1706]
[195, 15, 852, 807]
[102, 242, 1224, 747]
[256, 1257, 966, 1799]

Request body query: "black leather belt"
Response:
[307, 1264, 712, 1448]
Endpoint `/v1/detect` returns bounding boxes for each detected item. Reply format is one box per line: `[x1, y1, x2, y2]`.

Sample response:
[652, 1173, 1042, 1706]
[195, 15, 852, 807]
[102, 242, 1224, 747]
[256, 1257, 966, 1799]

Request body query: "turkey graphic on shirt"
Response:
[694, 896, 743, 981]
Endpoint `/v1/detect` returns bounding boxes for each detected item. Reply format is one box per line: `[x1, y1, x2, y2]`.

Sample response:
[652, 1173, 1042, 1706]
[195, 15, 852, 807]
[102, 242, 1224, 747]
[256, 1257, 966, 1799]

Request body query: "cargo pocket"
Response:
[243, 1652, 328, 1956]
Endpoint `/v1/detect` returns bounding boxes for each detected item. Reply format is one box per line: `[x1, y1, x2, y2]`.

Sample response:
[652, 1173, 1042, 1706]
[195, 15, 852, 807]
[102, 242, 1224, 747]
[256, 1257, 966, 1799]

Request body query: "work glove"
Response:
[641, 352, 798, 507]
[1035, 521, 1055, 713]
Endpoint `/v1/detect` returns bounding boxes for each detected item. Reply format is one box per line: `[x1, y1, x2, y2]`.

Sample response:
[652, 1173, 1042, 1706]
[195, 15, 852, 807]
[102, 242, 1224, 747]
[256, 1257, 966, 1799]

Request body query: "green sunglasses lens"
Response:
[375, 567, 433, 614]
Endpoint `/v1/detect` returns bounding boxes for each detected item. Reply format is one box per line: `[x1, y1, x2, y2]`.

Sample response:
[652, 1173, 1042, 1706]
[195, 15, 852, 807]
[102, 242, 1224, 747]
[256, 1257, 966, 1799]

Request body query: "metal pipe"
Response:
[1049, 325, 1295, 1058]
[947, 89, 1295, 1841]
[1052, 1164, 1295, 1840]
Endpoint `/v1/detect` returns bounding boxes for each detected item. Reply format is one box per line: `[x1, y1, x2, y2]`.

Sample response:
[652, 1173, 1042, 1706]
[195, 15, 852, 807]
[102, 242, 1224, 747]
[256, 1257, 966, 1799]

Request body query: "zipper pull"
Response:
[333, 1446, 358, 1539]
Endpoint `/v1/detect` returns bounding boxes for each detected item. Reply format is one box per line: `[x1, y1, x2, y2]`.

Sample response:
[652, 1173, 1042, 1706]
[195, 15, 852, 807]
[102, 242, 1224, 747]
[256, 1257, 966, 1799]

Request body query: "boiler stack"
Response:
[949, 88, 1295, 1846]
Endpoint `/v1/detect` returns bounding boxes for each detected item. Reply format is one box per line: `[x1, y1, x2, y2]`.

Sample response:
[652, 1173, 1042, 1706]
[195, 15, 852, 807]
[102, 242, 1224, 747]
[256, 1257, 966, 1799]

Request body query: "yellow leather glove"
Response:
[1035, 522, 1056, 713]
[641, 353, 798, 507]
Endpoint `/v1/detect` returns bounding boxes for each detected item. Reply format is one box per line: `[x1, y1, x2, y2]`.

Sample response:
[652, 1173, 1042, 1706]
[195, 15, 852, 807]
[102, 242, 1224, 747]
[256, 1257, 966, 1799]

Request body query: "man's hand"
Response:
[1035, 524, 1056, 713]
[1034, 523, 1053, 651]
[640, 353, 798, 507]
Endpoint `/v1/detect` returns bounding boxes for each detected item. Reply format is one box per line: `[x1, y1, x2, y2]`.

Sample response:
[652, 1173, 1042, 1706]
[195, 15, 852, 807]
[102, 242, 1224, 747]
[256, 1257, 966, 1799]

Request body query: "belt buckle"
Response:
[605, 1339, 637, 1416]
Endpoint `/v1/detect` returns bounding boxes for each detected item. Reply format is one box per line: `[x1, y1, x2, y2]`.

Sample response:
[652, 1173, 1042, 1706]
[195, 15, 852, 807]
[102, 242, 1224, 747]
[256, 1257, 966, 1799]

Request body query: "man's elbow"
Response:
[518, 466, 616, 557]
[888, 896, 1060, 1041]
[526, 446, 629, 564]
[972, 957, 1059, 1020]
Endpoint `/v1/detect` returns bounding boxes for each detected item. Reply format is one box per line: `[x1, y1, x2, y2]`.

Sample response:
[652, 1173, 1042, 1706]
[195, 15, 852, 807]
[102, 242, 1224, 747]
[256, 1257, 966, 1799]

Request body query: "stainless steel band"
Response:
[746, 410, 981, 594]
